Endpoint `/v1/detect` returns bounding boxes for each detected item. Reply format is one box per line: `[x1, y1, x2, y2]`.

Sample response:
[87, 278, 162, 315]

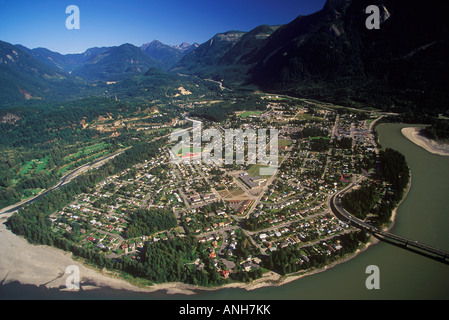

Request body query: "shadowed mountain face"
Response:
[0, 40, 95, 105]
[2, 0, 448, 114]
[69, 43, 164, 81]
[249, 0, 449, 113]
[173, 0, 449, 114]
[171, 26, 280, 84]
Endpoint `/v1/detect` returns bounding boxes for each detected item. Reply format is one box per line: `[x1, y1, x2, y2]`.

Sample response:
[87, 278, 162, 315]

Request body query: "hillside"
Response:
[2, 0, 448, 115]
[70, 43, 164, 81]
[141, 40, 198, 70]
[0, 40, 95, 107]
[173, 0, 449, 115]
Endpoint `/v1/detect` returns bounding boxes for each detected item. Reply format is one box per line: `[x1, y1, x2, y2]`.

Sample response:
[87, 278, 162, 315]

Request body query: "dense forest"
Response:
[263, 230, 370, 275]
[0, 95, 188, 209]
[334, 137, 353, 150]
[298, 126, 329, 139]
[422, 119, 449, 141]
[309, 138, 331, 152]
[124, 208, 177, 239]
[342, 147, 410, 226]
[341, 183, 379, 219]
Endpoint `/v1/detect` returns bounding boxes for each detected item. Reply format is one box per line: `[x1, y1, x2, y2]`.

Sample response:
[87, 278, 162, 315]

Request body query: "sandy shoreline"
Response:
[0, 163, 414, 297]
[0, 211, 393, 297]
[401, 127, 449, 156]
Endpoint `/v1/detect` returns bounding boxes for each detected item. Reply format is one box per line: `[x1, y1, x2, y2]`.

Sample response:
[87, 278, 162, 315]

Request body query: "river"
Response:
[1, 123, 448, 299]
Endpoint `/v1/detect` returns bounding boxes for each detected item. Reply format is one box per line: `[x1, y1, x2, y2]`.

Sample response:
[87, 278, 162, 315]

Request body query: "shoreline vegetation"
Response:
[0, 159, 413, 297]
[401, 127, 449, 157]
[0, 209, 386, 296]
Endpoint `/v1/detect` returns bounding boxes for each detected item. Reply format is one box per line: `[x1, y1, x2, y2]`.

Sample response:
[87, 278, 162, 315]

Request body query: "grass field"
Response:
[18, 156, 50, 176]
[238, 111, 262, 118]
[278, 139, 293, 147]
[296, 113, 325, 122]
[64, 142, 109, 162]
[176, 147, 203, 156]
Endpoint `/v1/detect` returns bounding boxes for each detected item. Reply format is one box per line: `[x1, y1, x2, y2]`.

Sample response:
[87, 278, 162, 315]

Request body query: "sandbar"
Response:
[401, 127, 449, 156]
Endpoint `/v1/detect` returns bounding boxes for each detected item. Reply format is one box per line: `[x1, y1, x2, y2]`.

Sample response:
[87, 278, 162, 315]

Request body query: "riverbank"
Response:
[401, 127, 449, 156]
[0, 142, 413, 297]
[0, 209, 390, 297]
[0, 177, 414, 297]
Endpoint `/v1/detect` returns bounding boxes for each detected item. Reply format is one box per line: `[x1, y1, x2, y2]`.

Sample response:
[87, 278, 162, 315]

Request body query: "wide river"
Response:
[1, 123, 448, 299]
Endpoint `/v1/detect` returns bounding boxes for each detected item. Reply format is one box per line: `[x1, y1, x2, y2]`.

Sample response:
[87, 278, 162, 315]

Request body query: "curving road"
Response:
[330, 180, 449, 261]
[0, 149, 126, 215]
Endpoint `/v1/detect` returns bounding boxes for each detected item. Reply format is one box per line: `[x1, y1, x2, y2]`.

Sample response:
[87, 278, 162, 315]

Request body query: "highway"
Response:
[330, 181, 449, 262]
[0, 149, 126, 215]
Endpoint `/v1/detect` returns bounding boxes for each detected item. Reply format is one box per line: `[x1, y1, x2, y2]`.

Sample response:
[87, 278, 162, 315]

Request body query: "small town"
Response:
[48, 96, 382, 278]
[1, 0, 447, 301]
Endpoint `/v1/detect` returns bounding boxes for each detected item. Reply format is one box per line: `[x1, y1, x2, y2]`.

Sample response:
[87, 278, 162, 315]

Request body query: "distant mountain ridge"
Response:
[15, 45, 110, 74]
[140, 40, 198, 70]
[14, 40, 198, 81]
[172, 0, 449, 114]
[2, 0, 449, 115]
[69, 43, 164, 81]
[0, 40, 95, 106]
[0, 39, 208, 108]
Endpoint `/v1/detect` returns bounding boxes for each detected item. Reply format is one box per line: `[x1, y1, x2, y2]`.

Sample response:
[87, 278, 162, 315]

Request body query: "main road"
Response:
[330, 180, 449, 262]
[0, 148, 127, 215]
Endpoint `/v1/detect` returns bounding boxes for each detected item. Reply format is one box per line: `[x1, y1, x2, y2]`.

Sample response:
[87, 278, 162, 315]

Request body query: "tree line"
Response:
[341, 147, 409, 226]
[263, 231, 370, 275]
[124, 208, 177, 239]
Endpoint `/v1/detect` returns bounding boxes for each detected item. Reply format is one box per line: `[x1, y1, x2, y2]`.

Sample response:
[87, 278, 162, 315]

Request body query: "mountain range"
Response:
[16, 41, 198, 80]
[141, 40, 198, 70]
[172, 0, 449, 114]
[1, 0, 448, 116]
[0, 40, 198, 106]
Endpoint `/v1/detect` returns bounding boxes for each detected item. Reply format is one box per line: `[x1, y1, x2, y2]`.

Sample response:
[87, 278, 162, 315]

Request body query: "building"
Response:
[189, 194, 201, 203]
[239, 174, 266, 189]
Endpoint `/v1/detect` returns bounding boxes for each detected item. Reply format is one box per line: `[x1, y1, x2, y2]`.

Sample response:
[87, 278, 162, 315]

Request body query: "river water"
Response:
[1, 123, 448, 299]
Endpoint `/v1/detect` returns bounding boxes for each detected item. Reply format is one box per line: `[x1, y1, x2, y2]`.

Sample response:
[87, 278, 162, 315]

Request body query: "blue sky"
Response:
[0, 0, 326, 54]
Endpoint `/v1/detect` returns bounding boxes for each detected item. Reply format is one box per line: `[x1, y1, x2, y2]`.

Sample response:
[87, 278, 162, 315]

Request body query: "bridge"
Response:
[330, 183, 449, 263]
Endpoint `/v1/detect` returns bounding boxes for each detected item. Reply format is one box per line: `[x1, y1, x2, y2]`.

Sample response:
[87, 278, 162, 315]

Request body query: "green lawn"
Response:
[238, 111, 262, 118]
[176, 147, 203, 156]
[247, 164, 273, 177]
[278, 139, 293, 147]
[309, 136, 330, 140]
[64, 142, 109, 162]
[18, 156, 50, 175]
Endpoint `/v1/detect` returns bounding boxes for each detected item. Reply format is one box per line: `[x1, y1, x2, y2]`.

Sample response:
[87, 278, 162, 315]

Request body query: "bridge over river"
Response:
[330, 182, 449, 263]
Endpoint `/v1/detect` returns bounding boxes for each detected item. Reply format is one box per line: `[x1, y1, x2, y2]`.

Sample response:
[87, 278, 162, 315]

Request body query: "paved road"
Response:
[329, 176, 449, 261]
[0, 149, 126, 215]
